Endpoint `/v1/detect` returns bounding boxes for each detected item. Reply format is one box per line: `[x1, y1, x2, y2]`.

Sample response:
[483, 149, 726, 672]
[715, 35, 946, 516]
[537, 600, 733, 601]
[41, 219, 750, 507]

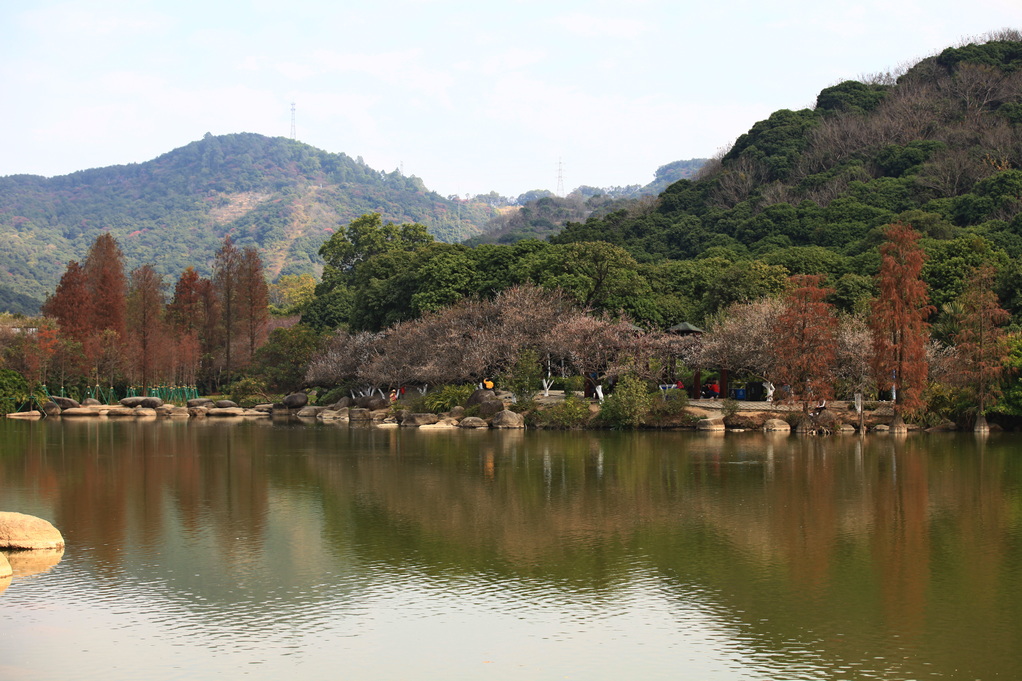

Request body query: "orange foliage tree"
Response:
[869, 224, 935, 419]
[771, 275, 838, 412]
[83, 233, 128, 339]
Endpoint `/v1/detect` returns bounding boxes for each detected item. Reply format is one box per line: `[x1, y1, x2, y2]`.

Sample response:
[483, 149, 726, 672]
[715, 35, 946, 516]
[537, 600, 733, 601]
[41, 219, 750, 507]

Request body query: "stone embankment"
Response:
[6, 392, 939, 433]
[6, 389, 529, 430]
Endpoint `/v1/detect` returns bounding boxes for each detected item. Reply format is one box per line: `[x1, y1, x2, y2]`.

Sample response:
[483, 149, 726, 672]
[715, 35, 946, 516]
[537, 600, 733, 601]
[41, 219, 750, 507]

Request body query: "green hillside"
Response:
[301, 32, 1022, 336]
[0, 133, 499, 313]
[547, 32, 1022, 322]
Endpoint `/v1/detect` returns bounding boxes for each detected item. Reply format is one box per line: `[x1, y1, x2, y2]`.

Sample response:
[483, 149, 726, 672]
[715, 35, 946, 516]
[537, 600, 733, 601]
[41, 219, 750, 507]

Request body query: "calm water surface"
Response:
[1, 418, 1021, 680]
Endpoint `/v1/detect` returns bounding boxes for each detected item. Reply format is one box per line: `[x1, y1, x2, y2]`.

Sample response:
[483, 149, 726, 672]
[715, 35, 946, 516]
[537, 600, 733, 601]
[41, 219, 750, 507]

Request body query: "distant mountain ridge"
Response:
[0, 134, 695, 315]
[0, 133, 500, 314]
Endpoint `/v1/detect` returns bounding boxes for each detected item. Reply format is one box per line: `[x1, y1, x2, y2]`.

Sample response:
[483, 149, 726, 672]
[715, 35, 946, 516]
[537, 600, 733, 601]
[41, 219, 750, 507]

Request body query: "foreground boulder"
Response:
[458, 416, 489, 429]
[283, 393, 308, 409]
[214, 399, 238, 409]
[0, 512, 65, 550]
[491, 410, 526, 429]
[187, 398, 215, 408]
[120, 396, 146, 408]
[82, 397, 102, 406]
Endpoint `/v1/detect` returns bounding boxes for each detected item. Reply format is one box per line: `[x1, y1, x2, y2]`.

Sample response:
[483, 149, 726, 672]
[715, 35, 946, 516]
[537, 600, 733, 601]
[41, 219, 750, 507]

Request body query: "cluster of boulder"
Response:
[297, 389, 526, 430]
[0, 512, 64, 594]
[7, 388, 527, 429]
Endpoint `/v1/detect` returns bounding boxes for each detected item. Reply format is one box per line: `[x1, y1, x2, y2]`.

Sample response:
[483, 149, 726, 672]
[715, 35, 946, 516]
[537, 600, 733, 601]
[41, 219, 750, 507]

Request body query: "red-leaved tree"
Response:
[869, 223, 935, 420]
[771, 275, 838, 412]
[83, 233, 128, 339]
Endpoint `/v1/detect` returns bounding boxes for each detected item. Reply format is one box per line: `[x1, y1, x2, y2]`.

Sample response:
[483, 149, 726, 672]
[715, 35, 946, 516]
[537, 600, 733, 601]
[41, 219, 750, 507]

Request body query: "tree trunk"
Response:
[974, 413, 990, 433]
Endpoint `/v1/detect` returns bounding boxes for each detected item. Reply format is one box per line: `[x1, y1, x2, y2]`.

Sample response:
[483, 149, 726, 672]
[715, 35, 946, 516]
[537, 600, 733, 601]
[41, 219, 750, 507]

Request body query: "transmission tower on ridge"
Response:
[556, 158, 565, 197]
[290, 102, 296, 140]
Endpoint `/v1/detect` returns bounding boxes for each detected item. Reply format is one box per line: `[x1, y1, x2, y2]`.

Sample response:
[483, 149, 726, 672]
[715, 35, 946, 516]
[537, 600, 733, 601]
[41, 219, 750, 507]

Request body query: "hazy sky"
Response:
[2, 0, 1019, 197]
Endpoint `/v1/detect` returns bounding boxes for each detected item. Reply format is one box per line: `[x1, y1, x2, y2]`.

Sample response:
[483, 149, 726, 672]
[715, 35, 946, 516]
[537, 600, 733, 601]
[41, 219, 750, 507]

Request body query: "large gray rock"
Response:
[0, 512, 65, 550]
[297, 406, 326, 418]
[283, 393, 309, 409]
[82, 397, 102, 406]
[50, 396, 80, 410]
[458, 416, 489, 429]
[106, 407, 137, 417]
[763, 418, 791, 432]
[349, 408, 372, 421]
[466, 389, 498, 407]
[330, 397, 353, 410]
[40, 401, 62, 417]
[354, 395, 388, 411]
[139, 397, 164, 408]
[187, 398, 215, 408]
[214, 399, 238, 409]
[491, 410, 526, 429]
[478, 400, 505, 418]
[60, 407, 101, 417]
[120, 396, 147, 408]
[208, 407, 244, 417]
[696, 417, 726, 431]
[402, 413, 440, 427]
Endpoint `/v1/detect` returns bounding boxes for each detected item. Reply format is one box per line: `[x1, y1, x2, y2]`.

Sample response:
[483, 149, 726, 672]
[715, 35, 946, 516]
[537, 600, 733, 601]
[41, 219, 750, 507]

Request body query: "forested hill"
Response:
[464, 158, 707, 246]
[550, 33, 1022, 322]
[0, 133, 500, 314]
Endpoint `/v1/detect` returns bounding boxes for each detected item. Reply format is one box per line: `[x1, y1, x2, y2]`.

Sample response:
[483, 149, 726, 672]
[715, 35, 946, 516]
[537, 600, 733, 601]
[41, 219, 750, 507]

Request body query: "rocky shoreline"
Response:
[6, 390, 531, 430]
[5, 390, 958, 434]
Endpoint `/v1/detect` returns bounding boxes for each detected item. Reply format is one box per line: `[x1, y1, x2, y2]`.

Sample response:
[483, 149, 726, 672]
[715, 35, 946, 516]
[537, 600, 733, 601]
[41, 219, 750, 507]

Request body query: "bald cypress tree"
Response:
[41, 260, 94, 344]
[237, 247, 269, 364]
[83, 233, 128, 339]
[213, 236, 241, 388]
[869, 223, 934, 423]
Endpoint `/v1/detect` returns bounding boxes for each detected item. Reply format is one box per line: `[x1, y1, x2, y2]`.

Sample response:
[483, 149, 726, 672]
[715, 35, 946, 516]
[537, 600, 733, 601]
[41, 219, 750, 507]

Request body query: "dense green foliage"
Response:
[0, 367, 29, 414]
[0, 133, 501, 313]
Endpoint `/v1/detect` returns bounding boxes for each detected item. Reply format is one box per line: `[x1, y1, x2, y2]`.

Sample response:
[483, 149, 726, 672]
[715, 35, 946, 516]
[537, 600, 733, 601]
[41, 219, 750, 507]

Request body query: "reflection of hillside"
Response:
[3, 421, 1022, 678]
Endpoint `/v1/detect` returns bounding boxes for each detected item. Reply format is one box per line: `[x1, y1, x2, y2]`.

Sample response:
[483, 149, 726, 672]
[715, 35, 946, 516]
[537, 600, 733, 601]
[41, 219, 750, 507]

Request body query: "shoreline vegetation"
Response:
[6, 389, 960, 435]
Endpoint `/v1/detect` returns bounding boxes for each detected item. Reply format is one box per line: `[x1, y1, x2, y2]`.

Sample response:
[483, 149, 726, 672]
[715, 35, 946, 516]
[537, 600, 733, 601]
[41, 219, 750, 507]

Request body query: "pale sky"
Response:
[2, 0, 1019, 198]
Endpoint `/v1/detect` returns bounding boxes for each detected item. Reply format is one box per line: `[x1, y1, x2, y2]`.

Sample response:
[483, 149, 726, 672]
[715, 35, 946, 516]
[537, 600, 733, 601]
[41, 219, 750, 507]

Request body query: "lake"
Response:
[1, 418, 1020, 680]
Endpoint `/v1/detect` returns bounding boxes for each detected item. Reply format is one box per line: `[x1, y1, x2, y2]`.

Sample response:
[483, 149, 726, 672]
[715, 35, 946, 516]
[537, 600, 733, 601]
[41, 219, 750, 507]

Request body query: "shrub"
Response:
[538, 395, 592, 429]
[647, 390, 692, 426]
[560, 375, 585, 397]
[598, 375, 654, 429]
[228, 377, 273, 407]
[422, 384, 475, 413]
[500, 349, 543, 403]
[721, 397, 740, 420]
[317, 386, 348, 406]
[0, 368, 29, 415]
